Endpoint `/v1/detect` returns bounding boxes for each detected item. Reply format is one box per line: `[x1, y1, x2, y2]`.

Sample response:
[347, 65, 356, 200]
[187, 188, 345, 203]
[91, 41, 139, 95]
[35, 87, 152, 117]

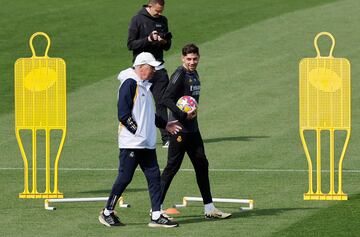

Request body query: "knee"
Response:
[202, 158, 209, 168]
[114, 174, 133, 187]
[147, 166, 161, 177]
[194, 156, 209, 169]
[145, 168, 161, 185]
[163, 162, 181, 175]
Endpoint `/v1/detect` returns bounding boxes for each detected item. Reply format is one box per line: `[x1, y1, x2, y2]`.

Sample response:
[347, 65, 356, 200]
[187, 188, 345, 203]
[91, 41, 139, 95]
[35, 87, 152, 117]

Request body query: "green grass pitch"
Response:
[0, 0, 360, 236]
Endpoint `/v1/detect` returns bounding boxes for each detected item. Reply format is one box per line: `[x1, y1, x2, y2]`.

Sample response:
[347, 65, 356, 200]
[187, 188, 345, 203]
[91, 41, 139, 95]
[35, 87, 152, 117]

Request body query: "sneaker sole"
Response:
[148, 223, 178, 228]
[98, 215, 111, 227]
[205, 214, 232, 219]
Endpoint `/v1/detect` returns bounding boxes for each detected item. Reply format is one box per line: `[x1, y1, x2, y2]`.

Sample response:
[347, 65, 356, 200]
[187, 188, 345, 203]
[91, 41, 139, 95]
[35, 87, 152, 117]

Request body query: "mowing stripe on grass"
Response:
[272, 193, 360, 237]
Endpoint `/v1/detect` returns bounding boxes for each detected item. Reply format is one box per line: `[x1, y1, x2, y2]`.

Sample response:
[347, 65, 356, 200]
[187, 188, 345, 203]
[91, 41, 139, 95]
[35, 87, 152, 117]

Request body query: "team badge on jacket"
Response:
[177, 136, 182, 142]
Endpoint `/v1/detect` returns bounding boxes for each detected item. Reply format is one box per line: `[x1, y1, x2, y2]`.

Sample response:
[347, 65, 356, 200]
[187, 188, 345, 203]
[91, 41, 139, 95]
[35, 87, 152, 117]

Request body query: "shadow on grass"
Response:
[78, 188, 147, 195]
[157, 135, 269, 145]
[234, 207, 317, 217]
[176, 207, 317, 225]
[203, 136, 269, 144]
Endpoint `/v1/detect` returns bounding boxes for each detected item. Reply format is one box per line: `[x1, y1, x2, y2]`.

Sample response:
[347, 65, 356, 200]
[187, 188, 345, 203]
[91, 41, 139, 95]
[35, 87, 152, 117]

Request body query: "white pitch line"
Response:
[1, 167, 360, 173]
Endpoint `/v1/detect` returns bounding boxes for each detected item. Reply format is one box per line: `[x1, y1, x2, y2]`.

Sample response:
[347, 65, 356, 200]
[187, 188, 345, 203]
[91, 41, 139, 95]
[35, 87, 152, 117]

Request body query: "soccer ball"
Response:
[176, 96, 198, 112]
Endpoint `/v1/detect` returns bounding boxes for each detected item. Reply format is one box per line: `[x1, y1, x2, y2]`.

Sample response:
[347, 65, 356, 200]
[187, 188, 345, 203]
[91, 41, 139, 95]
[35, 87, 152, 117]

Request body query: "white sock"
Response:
[204, 203, 216, 213]
[103, 208, 113, 216]
[152, 211, 161, 220]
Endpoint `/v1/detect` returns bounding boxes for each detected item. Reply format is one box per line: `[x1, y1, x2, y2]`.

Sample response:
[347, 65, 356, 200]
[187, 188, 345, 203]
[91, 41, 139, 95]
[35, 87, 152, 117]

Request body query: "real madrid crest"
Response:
[177, 135, 182, 142]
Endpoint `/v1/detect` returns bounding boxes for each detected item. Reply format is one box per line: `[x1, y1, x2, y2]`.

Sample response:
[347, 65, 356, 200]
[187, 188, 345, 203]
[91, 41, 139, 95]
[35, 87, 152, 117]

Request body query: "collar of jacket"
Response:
[118, 67, 152, 91]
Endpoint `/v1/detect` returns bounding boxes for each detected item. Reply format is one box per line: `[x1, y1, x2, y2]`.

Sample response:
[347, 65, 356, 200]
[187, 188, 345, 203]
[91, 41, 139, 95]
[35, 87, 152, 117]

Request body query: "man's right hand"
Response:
[148, 31, 159, 42]
[186, 108, 197, 120]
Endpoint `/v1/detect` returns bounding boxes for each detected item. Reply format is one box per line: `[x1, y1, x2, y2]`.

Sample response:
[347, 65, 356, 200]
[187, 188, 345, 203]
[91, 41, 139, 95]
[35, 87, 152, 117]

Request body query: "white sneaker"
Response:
[162, 141, 169, 148]
[204, 208, 232, 219]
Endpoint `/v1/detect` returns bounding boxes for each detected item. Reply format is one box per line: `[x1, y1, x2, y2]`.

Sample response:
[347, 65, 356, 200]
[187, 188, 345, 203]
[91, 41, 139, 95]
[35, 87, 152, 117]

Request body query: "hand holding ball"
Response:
[176, 96, 198, 112]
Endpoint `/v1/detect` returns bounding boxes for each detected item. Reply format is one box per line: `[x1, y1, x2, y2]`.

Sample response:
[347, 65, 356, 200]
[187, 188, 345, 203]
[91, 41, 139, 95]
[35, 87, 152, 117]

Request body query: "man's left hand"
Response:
[166, 120, 182, 135]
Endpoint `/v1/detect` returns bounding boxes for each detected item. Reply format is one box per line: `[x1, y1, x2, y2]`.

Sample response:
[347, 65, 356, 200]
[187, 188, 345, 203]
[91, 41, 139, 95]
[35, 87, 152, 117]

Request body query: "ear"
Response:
[181, 55, 185, 63]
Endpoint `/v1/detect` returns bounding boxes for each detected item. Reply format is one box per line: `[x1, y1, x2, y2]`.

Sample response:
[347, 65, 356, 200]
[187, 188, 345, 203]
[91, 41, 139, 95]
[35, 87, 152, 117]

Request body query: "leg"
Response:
[137, 149, 162, 212]
[150, 69, 170, 144]
[160, 133, 186, 204]
[139, 150, 179, 228]
[105, 149, 138, 211]
[186, 132, 213, 204]
[186, 132, 232, 219]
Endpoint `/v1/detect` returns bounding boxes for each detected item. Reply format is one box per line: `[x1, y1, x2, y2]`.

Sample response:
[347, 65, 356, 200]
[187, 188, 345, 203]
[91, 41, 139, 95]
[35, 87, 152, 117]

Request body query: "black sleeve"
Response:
[127, 17, 151, 51]
[118, 79, 138, 134]
[155, 114, 167, 129]
[161, 18, 171, 51]
[161, 69, 187, 122]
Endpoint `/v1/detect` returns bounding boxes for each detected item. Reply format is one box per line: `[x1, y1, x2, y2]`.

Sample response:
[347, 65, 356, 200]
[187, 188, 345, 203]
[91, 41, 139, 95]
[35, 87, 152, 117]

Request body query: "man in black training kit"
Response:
[160, 44, 232, 219]
[128, 0, 171, 148]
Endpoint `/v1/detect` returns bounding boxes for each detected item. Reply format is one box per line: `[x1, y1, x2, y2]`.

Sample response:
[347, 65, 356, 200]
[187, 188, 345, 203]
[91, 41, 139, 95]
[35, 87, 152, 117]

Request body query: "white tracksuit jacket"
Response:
[117, 68, 157, 149]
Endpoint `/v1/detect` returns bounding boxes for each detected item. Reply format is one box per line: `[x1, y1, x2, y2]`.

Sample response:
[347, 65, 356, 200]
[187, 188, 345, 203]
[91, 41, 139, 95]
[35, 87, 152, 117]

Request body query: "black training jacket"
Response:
[161, 66, 201, 133]
[127, 6, 171, 63]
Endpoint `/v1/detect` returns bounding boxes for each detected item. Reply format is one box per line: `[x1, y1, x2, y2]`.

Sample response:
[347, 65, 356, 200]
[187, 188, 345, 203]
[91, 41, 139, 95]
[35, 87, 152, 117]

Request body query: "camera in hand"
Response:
[158, 31, 172, 40]
[151, 31, 172, 41]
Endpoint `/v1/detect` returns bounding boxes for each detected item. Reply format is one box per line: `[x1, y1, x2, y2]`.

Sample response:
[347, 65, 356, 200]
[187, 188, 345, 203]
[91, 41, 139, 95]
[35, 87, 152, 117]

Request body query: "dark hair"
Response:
[149, 0, 165, 6]
[182, 43, 199, 56]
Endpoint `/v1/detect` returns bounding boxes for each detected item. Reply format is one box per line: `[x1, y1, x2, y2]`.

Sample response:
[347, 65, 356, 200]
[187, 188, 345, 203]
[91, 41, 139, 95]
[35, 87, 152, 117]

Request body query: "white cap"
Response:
[133, 52, 162, 67]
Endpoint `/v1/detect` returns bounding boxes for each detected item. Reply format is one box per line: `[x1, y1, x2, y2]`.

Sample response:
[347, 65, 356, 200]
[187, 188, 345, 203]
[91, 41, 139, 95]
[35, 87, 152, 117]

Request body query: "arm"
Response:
[118, 79, 138, 134]
[160, 18, 171, 51]
[127, 17, 151, 51]
[155, 115, 182, 135]
[155, 114, 167, 128]
[161, 70, 187, 122]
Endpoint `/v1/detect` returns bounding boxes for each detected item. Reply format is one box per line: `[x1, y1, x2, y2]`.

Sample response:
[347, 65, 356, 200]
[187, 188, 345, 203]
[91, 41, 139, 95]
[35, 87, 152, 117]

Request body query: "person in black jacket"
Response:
[127, 0, 172, 147]
[160, 44, 232, 219]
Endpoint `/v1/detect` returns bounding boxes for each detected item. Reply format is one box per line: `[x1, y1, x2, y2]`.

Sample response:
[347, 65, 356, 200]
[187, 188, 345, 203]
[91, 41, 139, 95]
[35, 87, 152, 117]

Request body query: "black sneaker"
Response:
[149, 209, 175, 220]
[148, 214, 179, 228]
[98, 209, 125, 227]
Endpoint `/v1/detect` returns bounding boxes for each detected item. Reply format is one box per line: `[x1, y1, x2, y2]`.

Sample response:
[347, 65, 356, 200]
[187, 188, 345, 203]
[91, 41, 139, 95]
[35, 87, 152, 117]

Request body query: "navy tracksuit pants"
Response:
[105, 148, 161, 212]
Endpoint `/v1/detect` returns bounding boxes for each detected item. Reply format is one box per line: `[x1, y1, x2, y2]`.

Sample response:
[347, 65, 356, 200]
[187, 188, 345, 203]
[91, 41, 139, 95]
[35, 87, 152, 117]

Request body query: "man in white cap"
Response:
[98, 52, 180, 228]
